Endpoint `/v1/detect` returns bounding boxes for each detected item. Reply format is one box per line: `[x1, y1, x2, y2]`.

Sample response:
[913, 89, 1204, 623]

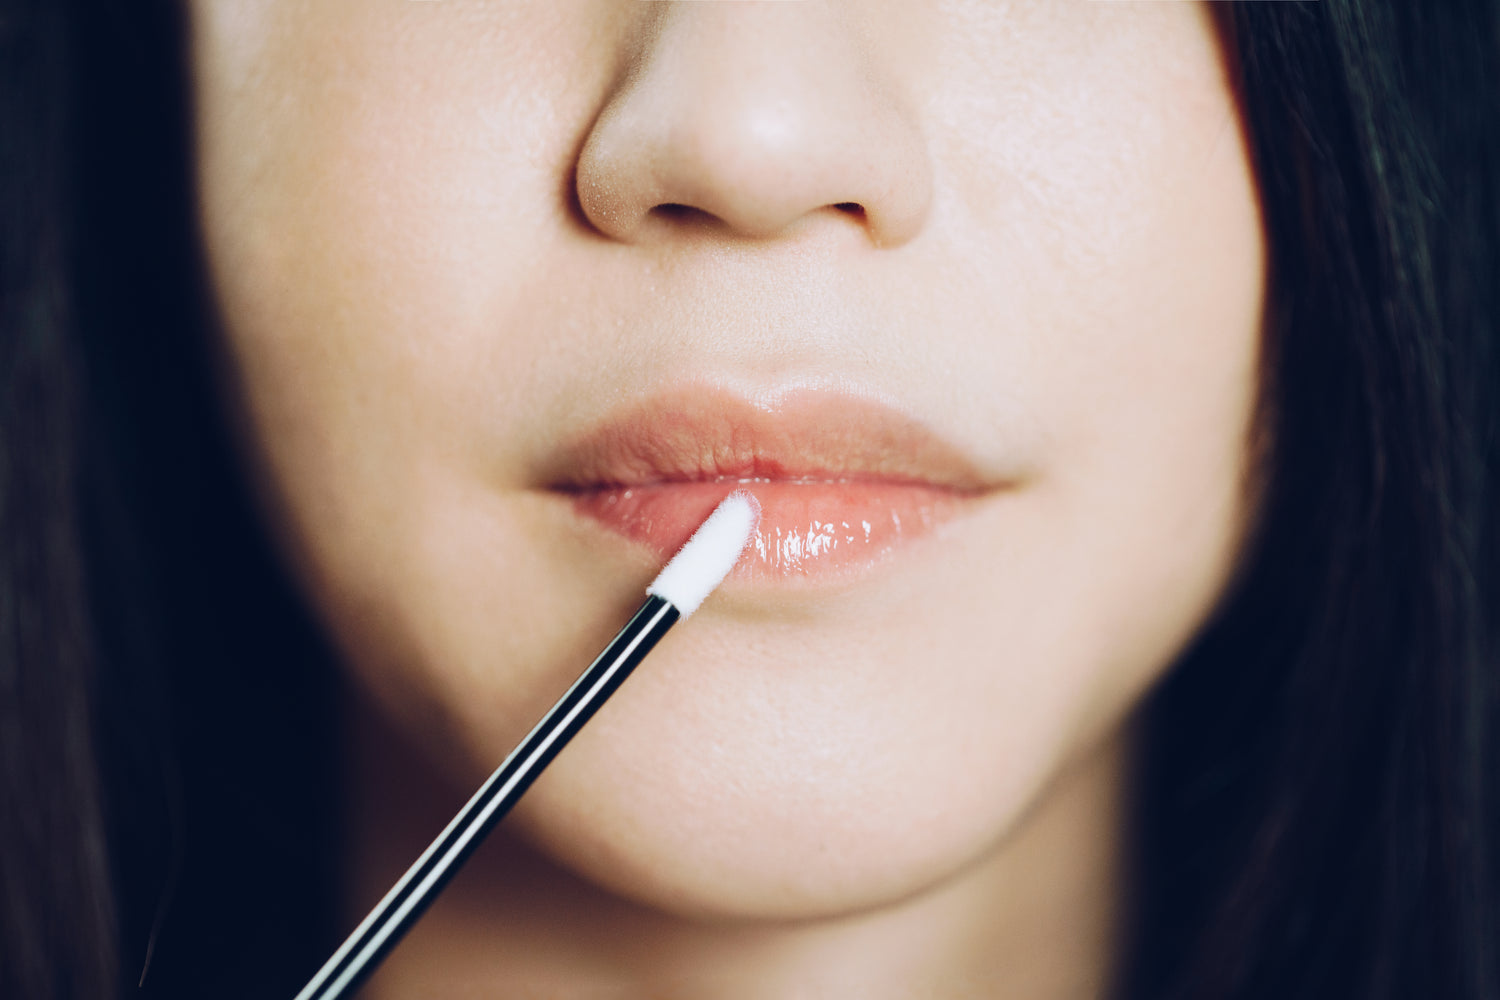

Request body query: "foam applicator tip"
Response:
[647, 491, 760, 617]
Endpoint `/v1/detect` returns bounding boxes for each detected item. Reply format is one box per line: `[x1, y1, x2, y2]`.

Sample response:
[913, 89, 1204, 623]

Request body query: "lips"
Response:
[543, 389, 995, 582]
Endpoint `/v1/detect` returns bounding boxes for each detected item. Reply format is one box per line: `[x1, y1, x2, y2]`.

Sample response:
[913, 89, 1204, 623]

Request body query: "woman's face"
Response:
[190, 1, 1264, 919]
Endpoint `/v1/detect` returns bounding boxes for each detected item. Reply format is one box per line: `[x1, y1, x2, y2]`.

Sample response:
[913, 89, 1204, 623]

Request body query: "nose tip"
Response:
[574, 6, 933, 249]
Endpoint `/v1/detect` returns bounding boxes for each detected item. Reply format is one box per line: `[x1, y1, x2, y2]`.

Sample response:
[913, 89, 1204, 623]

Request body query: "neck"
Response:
[342, 695, 1127, 999]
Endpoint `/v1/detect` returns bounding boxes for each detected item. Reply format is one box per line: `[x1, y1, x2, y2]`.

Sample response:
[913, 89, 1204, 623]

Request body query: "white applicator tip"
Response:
[647, 491, 761, 618]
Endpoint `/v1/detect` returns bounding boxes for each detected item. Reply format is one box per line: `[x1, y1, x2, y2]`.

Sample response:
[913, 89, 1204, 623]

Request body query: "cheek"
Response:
[191, 1, 614, 622]
[908, 1, 1268, 760]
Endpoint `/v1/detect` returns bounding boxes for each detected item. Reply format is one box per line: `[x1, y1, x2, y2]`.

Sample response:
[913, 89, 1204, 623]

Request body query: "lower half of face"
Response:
[190, 0, 1265, 918]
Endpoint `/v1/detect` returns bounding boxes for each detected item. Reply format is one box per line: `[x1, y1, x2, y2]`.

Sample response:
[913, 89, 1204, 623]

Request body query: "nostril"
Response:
[640, 201, 871, 239]
[651, 203, 715, 225]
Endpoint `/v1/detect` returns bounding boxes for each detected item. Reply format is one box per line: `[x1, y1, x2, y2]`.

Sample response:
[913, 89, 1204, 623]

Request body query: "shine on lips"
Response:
[546, 390, 991, 582]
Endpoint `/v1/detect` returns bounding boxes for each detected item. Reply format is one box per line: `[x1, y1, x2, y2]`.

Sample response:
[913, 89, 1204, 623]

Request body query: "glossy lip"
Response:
[542, 389, 1003, 584]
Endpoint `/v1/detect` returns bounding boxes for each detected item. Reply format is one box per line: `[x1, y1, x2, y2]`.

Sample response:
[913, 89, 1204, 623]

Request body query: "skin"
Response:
[188, 1, 1266, 996]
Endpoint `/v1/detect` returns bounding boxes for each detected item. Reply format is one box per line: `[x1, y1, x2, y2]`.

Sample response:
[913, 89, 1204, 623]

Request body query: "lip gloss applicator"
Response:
[292, 491, 761, 1000]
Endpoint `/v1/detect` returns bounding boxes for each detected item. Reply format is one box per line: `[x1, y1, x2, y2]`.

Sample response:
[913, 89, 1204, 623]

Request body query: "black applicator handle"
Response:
[292, 595, 679, 1000]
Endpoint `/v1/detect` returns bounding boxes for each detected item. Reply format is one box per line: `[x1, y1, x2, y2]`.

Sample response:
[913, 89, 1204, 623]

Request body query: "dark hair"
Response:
[1, 2, 1495, 998]
[1125, 4, 1499, 998]
[2, 2, 340, 996]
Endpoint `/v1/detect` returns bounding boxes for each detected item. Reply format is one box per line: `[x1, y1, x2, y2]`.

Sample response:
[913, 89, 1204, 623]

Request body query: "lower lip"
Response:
[568, 481, 967, 581]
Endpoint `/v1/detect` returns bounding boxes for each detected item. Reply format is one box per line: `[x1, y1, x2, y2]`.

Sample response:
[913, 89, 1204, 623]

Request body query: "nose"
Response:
[574, 3, 933, 249]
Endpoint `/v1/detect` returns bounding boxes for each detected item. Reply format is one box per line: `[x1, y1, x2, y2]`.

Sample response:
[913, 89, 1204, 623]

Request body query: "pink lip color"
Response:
[573, 480, 962, 581]
[546, 390, 991, 582]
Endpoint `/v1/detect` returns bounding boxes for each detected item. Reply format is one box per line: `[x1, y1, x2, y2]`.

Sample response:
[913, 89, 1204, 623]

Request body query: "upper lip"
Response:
[539, 387, 995, 492]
